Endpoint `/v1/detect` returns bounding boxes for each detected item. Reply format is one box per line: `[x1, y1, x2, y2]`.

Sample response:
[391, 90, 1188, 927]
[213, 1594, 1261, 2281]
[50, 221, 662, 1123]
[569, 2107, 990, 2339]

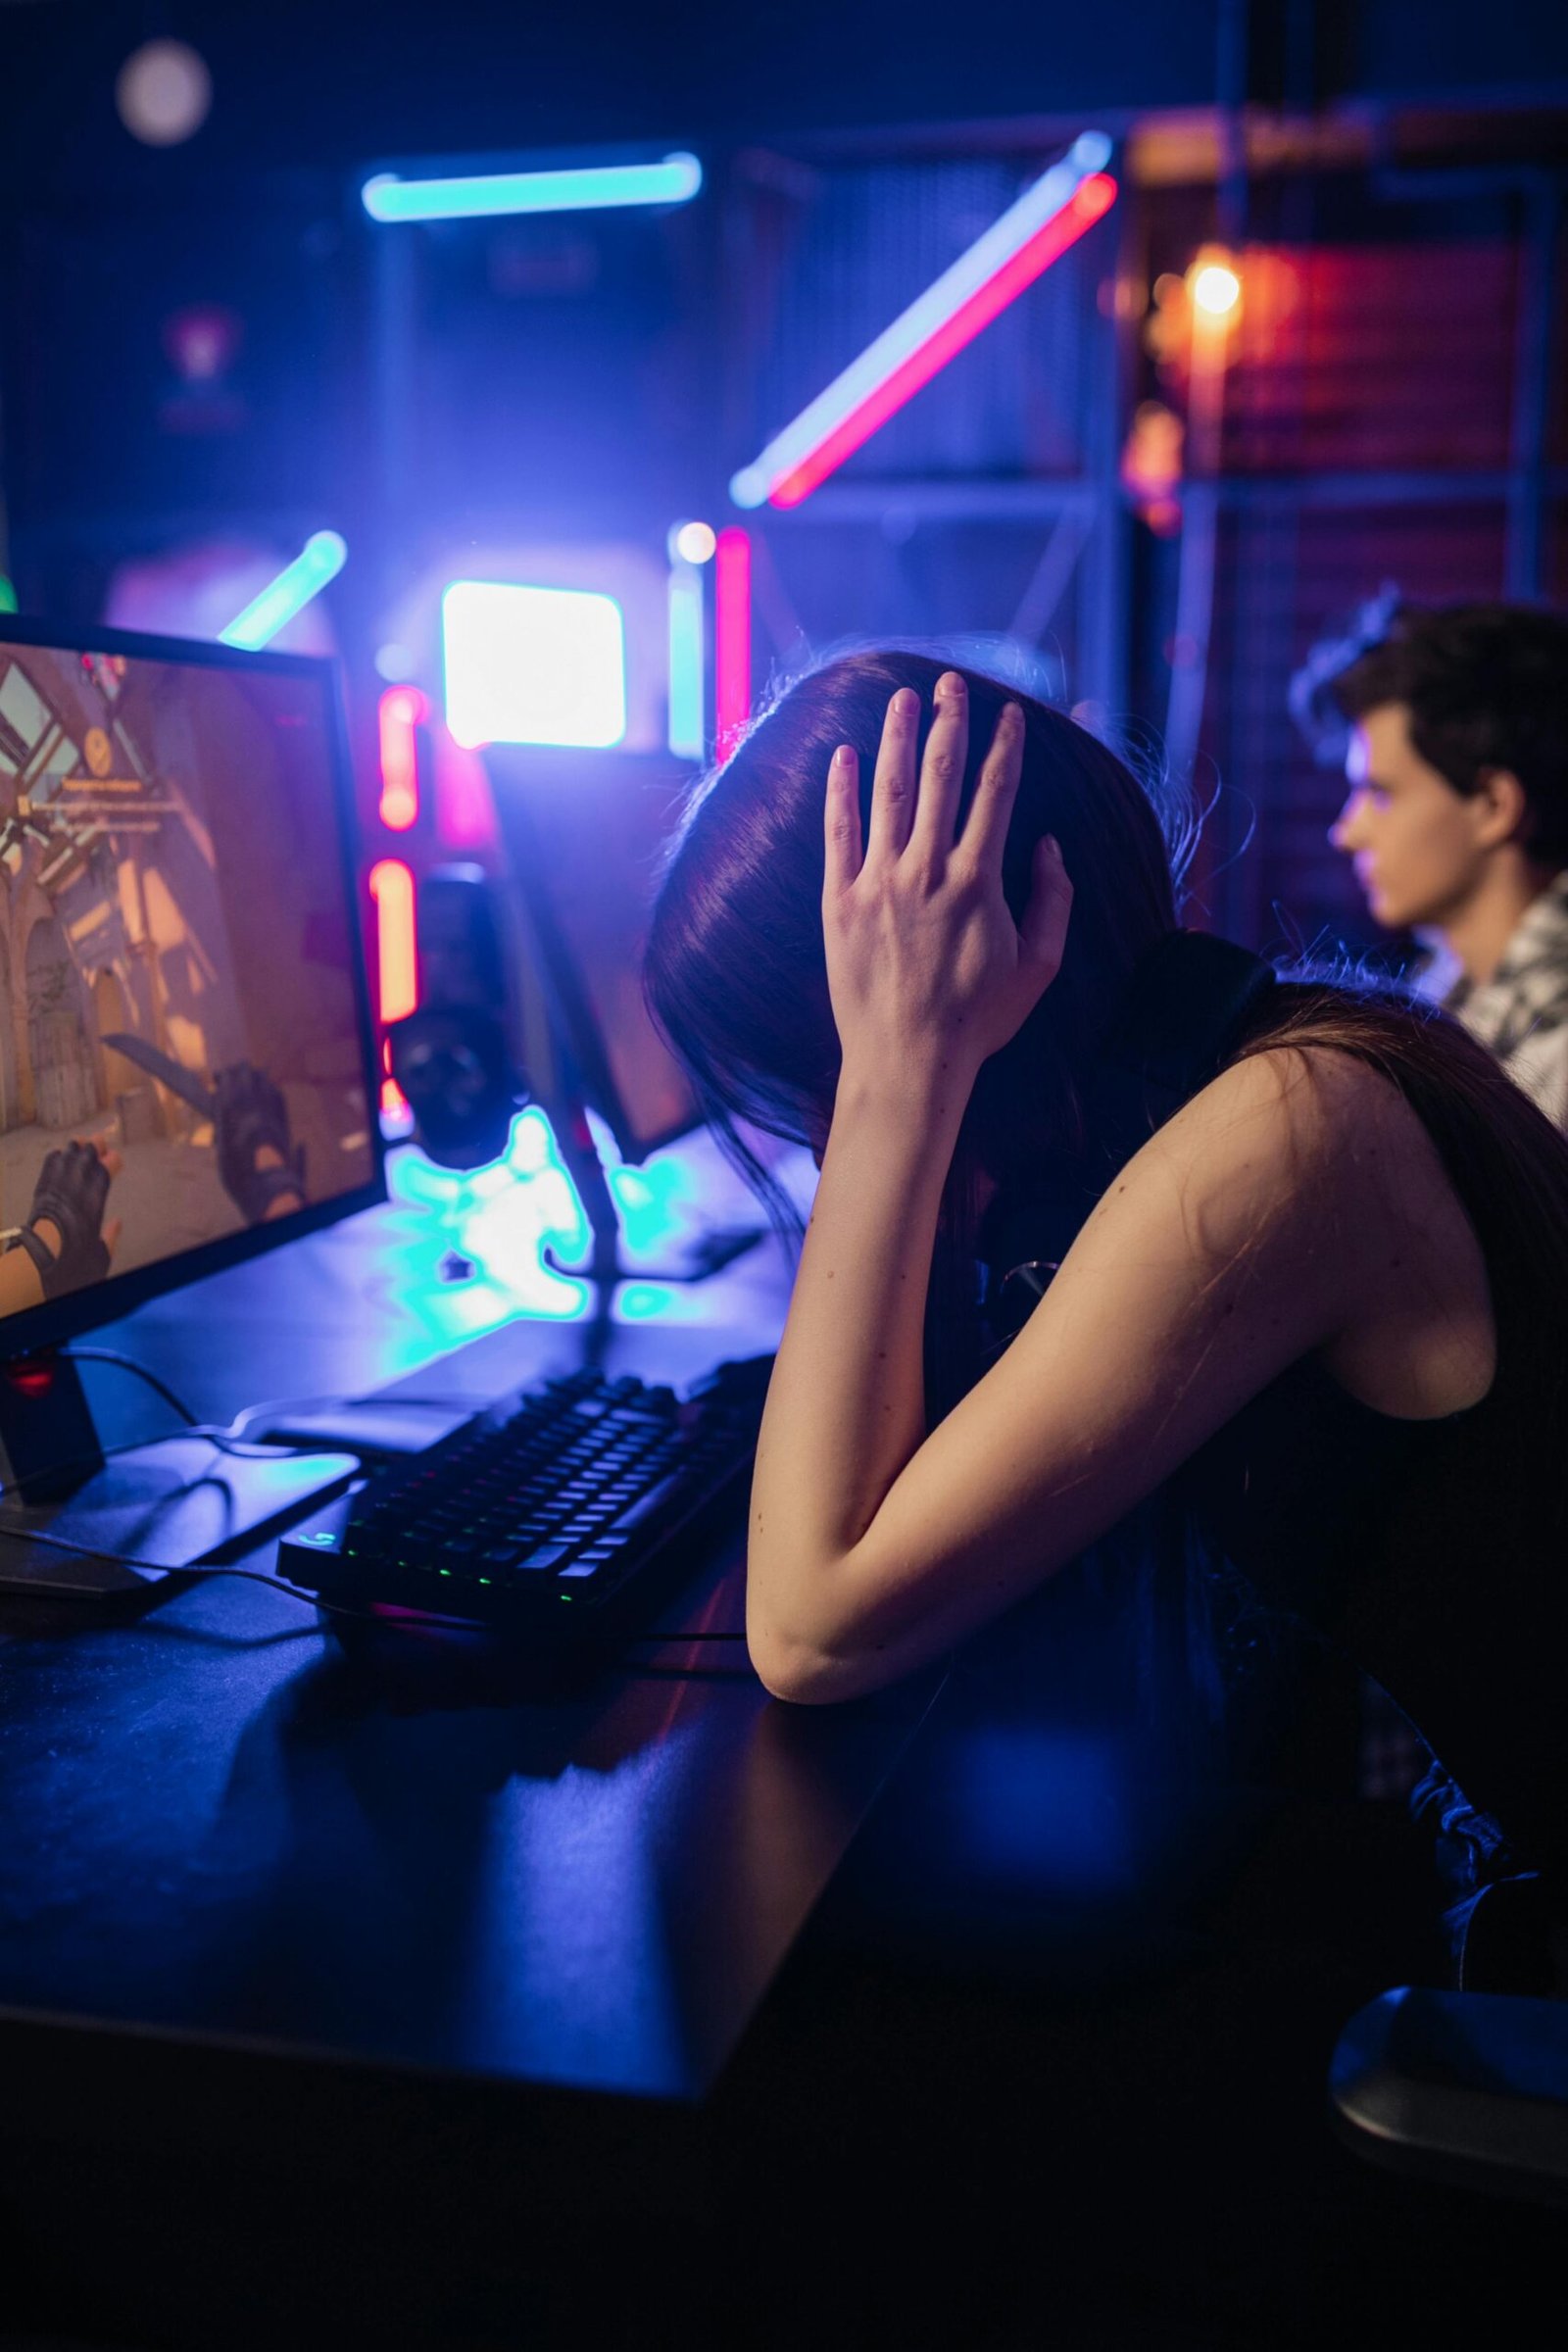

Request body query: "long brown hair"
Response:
[645, 646, 1568, 1423]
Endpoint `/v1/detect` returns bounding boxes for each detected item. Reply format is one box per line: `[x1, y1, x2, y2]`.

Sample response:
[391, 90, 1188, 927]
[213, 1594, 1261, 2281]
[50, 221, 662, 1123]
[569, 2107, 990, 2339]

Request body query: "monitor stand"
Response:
[539, 1087, 762, 1291]
[0, 1351, 358, 1599]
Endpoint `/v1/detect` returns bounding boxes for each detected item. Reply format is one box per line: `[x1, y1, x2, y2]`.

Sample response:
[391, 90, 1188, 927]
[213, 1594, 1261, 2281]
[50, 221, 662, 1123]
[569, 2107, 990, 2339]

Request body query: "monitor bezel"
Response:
[0, 612, 386, 1360]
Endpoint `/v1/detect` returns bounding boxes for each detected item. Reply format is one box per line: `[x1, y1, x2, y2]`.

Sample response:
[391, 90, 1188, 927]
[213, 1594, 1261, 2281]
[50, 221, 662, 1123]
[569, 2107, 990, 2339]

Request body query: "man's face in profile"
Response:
[1329, 703, 1487, 934]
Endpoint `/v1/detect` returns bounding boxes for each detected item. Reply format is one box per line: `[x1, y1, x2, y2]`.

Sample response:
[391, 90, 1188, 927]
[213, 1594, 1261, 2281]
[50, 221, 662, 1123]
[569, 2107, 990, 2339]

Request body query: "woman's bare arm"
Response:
[744, 674, 1399, 1704]
[748, 1043, 1386, 1702]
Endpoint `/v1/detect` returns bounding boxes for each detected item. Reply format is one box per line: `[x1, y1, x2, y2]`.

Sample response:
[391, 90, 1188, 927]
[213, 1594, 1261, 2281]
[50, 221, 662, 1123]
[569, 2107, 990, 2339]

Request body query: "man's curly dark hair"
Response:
[1291, 594, 1568, 866]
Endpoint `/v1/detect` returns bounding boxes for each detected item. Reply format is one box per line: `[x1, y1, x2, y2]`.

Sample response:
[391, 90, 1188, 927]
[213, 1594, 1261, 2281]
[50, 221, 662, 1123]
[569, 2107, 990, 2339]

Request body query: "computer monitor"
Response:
[0, 615, 382, 1372]
[482, 746, 700, 1164]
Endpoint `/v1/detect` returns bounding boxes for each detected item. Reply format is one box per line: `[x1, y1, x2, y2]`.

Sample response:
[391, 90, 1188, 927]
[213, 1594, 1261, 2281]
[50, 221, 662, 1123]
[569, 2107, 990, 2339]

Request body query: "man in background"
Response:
[1295, 595, 1568, 1131]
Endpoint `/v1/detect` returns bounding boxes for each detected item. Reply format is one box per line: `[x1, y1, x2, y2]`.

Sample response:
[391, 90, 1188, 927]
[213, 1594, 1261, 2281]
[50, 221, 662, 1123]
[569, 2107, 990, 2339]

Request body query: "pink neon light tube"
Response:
[770, 173, 1116, 508]
[377, 686, 427, 831]
[714, 527, 752, 757]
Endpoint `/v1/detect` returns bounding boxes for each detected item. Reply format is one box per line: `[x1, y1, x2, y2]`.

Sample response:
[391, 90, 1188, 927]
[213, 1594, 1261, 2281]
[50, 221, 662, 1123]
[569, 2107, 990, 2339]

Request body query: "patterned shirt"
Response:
[1420, 870, 1568, 1134]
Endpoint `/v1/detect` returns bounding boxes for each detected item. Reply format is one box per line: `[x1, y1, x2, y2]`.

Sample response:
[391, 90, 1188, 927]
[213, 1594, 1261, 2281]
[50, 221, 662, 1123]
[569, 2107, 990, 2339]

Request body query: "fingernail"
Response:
[833, 744, 854, 768]
[937, 671, 966, 702]
[1044, 833, 1061, 859]
[893, 689, 919, 717]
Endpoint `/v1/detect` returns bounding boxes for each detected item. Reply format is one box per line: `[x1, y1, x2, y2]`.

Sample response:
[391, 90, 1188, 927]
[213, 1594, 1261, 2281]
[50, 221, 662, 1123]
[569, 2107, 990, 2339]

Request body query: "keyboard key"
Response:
[514, 1541, 573, 1572]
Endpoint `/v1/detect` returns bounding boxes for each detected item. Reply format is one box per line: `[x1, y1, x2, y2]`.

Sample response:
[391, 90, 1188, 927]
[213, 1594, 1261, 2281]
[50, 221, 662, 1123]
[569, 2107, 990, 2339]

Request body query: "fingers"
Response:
[823, 744, 863, 893]
[908, 671, 969, 864]
[865, 687, 921, 862]
[103, 1218, 122, 1261]
[84, 1132, 123, 1180]
[956, 701, 1025, 873]
[1019, 835, 1074, 979]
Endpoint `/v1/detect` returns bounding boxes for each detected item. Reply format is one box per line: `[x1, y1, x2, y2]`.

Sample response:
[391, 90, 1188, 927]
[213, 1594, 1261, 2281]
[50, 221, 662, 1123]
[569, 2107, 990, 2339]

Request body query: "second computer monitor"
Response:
[482, 747, 700, 1164]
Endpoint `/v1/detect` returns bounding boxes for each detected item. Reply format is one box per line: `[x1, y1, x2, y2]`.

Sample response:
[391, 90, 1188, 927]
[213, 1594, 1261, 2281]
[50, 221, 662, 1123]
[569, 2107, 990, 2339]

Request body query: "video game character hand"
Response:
[214, 1063, 307, 1223]
[7, 1136, 123, 1299]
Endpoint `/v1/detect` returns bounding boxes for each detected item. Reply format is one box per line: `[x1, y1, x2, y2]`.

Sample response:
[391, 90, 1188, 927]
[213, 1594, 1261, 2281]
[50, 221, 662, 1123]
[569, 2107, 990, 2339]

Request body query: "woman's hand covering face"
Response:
[821, 675, 1073, 1089]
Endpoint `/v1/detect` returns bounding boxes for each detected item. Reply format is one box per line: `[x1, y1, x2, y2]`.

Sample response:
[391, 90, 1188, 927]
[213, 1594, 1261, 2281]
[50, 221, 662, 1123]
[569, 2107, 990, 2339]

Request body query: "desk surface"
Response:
[3, 1149, 1494, 2352]
[0, 1149, 933, 2105]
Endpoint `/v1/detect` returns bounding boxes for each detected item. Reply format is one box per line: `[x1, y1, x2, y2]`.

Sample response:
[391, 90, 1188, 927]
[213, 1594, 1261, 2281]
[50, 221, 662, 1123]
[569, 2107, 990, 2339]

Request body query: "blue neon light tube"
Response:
[362, 154, 703, 223]
[219, 531, 348, 651]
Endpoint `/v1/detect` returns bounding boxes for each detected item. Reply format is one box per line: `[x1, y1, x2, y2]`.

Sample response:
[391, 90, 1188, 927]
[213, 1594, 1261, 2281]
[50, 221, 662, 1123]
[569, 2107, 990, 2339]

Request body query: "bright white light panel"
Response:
[442, 580, 627, 750]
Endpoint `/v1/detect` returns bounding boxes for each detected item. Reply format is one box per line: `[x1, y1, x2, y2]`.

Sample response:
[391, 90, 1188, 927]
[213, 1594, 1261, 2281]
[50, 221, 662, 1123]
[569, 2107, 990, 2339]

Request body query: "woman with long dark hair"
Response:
[645, 649, 1568, 1985]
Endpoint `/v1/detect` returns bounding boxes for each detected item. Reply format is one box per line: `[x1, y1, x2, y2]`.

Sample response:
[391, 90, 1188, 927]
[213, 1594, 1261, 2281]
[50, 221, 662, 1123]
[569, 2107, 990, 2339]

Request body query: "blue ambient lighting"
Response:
[443, 580, 626, 751]
[956, 1728, 1133, 1893]
[219, 531, 347, 650]
[362, 154, 703, 223]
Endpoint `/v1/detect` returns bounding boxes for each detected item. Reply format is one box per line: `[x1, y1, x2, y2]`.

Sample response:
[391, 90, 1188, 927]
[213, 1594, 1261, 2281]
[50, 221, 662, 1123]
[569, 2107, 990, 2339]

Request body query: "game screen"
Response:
[0, 637, 374, 1322]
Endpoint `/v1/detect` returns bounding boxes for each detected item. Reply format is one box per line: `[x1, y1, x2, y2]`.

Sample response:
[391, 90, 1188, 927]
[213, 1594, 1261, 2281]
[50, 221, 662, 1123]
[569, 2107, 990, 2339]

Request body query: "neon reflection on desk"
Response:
[382, 1105, 717, 1347]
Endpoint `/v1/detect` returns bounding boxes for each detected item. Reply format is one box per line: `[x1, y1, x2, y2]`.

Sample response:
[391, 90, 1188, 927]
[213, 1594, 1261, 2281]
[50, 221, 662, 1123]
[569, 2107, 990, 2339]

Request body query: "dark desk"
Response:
[0, 1152, 1554, 2350]
[0, 1157, 933, 2344]
[0, 1155, 942, 2068]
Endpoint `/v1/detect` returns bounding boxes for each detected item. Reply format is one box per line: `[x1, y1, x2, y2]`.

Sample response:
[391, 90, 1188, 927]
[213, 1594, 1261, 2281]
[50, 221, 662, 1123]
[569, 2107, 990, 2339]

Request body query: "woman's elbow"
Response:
[747, 1620, 840, 1704]
[746, 1609, 894, 1705]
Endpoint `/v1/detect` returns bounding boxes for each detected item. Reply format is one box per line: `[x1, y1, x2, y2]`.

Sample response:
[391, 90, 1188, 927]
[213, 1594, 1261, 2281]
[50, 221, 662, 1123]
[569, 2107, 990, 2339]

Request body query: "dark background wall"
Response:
[5, 2, 1568, 196]
[3, 0, 1566, 971]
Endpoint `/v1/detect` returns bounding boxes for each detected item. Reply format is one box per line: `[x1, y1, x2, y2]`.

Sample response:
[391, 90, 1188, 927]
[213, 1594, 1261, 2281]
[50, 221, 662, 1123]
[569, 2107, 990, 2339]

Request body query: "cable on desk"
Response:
[0, 1518, 384, 1623]
[59, 1351, 464, 1453]
[0, 1426, 356, 1507]
[62, 1347, 202, 1429]
[630, 1631, 750, 1643]
[224, 1392, 467, 1441]
[3, 1376, 468, 1510]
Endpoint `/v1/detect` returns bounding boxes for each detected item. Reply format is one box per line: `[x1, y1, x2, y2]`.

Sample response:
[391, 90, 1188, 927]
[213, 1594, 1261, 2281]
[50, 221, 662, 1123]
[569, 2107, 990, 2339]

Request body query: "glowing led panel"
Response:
[443, 582, 626, 751]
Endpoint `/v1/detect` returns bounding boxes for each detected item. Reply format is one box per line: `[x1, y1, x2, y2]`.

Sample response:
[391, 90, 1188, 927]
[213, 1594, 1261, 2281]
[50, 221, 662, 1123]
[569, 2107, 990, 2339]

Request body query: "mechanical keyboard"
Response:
[276, 1358, 769, 1635]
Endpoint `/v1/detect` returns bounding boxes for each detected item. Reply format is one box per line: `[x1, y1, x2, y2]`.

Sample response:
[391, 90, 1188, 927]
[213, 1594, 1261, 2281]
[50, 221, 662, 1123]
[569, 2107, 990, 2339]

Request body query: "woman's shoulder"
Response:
[1140, 1037, 1422, 1219]
[1136, 1038, 1496, 1417]
[1107, 1035, 1481, 1315]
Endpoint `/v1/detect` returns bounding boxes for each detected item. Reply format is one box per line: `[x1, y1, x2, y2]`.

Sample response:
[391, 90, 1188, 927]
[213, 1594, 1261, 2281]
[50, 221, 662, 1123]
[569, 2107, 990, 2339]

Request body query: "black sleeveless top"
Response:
[980, 934, 1568, 1883]
[1174, 1349, 1568, 1876]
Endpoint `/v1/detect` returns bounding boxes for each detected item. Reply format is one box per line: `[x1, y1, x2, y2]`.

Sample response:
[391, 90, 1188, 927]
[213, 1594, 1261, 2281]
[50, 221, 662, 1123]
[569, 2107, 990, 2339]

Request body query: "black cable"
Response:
[0, 1426, 354, 1508]
[62, 1347, 201, 1428]
[0, 1519, 381, 1622]
[3, 1373, 468, 1509]
[59, 1351, 464, 1447]
[633, 1631, 749, 1643]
